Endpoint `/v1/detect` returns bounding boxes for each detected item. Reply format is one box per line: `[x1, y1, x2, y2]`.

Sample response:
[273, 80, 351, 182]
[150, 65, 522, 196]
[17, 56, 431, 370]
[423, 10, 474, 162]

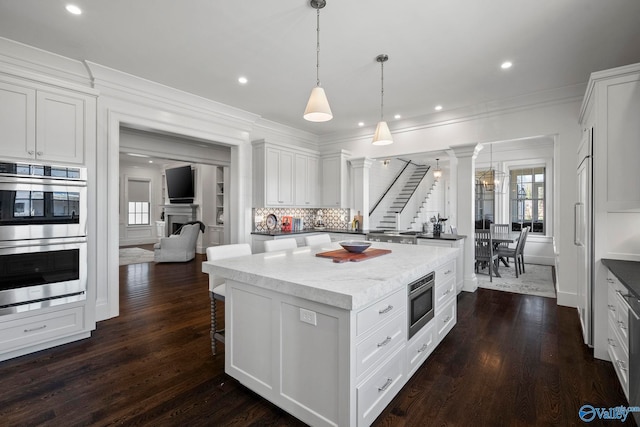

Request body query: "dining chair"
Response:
[264, 238, 298, 252]
[304, 233, 331, 246]
[490, 223, 511, 249]
[206, 243, 252, 355]
[497, 226, 529, 277]
[475, 230, 499, 282]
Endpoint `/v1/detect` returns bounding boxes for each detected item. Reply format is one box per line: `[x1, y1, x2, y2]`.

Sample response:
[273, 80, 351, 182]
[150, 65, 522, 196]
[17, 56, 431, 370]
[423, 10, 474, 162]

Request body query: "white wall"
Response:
[118, 162, 164, 246]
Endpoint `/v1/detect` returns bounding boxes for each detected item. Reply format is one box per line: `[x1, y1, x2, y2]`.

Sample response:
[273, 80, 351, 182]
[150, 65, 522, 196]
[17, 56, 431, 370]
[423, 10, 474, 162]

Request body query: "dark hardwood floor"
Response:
[0, 254, 635, 426]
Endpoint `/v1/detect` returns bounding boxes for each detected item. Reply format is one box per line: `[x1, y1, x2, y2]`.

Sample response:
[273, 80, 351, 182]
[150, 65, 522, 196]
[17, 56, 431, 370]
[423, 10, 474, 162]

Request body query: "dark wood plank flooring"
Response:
[0, 254, 635, 426]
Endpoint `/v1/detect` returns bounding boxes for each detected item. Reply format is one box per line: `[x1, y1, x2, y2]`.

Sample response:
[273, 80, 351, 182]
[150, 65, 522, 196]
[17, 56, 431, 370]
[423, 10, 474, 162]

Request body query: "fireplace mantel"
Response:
[162, 204, 199, 235]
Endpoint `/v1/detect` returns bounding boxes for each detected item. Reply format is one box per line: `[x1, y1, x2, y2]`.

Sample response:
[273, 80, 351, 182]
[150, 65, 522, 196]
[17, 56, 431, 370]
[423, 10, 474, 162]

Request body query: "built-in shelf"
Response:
[216, 166, 224, 225]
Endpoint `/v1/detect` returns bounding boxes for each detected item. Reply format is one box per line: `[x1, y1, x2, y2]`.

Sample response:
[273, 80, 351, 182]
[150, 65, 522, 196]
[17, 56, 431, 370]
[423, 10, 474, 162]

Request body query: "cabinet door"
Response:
[278, 150, 294, 205]
[322, 156, 340, 207]
[36, 91, 85, 164]
[0, 81, 36, 160]
[295, 154, 319, 206]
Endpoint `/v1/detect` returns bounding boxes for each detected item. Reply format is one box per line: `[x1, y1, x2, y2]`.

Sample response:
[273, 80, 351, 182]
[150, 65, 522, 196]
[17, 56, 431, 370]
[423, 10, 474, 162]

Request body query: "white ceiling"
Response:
[1, 0, 639, 137]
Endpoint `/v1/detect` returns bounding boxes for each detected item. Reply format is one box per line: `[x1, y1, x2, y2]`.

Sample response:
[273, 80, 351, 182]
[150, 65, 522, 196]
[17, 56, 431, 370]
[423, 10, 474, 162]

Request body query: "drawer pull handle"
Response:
[607, 278, 615, 284]
[617, 321, 627, 331]
[378, 377, 393, 392]
[608, 338, 616, 347]
[616, 360, 628, 372]
[444, 269, 452, 275]
[608, 304, 616, 311]
[443, 315, 451, 323]
[24, 324, 47, 333]
[27, 150, 35, 155]
[377, 336, 392, 347]
[378, 305, 393, 315]
[418, 343, 429, 353]
[443, 289, 451, 296]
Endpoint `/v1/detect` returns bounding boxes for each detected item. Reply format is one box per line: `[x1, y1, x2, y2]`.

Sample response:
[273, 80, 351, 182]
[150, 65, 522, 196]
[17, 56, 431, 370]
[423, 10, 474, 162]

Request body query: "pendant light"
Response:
[433, 158, 442, 179]
[372, 54, 393, 145]
[303, 0, 333, 122]
[478, 144, 507, 193]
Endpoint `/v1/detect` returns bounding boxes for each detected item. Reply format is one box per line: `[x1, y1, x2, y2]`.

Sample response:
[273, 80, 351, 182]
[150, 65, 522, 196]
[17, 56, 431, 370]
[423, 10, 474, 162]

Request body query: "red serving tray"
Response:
[315, 248, 392, 263]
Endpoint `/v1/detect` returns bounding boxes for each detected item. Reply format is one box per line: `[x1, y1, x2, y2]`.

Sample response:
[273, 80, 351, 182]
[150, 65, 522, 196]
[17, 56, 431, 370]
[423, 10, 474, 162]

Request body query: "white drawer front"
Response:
[435, 259, 455, 283]
[435, 276, 456, 313]
[357, 347, 405, 426]
[0, 306, 85, 353]
[356, 289, 405, 337]
[614, 292, 630, 352]
[407, 321, 435, 376]
[608, 317, 629, 399]
[607, 282, 618, 325]
[436, 297, 456, 342]
[356, 312, 405, 378]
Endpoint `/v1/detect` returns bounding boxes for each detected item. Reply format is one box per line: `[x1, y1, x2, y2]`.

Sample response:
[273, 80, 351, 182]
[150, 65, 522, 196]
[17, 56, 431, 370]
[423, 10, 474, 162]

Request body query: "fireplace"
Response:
[163, 204, 199, 236]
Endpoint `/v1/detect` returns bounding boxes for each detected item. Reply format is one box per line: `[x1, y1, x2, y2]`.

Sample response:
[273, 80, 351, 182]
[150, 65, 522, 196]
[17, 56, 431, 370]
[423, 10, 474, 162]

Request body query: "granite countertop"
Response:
[416, 233, 466, 241]
[251, 228, 368, 236]
[203, 242, 459, 311]
[602, 259, 640, 300]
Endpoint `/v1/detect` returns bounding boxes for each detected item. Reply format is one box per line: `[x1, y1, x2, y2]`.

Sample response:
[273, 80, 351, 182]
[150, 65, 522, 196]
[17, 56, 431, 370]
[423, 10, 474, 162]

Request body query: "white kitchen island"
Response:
[202, 242, 459, 427]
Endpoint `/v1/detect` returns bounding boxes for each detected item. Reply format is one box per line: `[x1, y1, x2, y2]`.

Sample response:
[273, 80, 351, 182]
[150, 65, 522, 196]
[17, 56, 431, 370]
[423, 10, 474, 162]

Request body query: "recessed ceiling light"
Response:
[394, 114, 401, 119]
[434, 105, 443, 111]
[65, 4, 82, 15]
[238, 76, 248, 84]
[358, 122, 365, 127]
[148, 160, 153, 164]
[501, 61, 513, 70]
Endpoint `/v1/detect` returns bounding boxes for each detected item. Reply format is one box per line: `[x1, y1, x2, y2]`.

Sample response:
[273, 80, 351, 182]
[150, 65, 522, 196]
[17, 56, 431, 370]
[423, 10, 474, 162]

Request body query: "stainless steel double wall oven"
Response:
[0, 162, 87, 315]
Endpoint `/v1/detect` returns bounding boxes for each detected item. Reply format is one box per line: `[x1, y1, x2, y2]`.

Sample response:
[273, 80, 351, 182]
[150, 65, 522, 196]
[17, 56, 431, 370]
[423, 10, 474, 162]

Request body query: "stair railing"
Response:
[369, 160, 411, 216]
[398, 165, 430, 214]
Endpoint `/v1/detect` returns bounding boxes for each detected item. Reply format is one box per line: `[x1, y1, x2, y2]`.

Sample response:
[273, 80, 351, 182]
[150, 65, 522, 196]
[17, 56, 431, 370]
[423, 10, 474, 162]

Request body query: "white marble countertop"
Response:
[202, 242, 459, 310]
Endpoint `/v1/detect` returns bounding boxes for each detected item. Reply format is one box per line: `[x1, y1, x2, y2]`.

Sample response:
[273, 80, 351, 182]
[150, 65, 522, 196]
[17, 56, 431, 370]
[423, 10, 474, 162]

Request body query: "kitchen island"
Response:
[202, 242, 459, 426]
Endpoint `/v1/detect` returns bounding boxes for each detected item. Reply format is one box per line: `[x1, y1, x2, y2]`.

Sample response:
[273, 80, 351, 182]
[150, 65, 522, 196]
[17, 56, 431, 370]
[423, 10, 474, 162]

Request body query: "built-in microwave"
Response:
[0, 162, 87, 241]
[408, 272, 435, 339]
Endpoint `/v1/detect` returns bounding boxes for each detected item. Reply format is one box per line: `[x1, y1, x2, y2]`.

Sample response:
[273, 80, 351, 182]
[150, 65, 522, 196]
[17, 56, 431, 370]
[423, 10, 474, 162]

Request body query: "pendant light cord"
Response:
[380, 59, 385, 120]
[315, 7, 321, 87]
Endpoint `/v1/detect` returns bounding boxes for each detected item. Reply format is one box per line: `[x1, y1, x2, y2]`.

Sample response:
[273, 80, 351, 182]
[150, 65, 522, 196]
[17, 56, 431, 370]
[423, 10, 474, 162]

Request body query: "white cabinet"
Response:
[0, 80, 90, 165]
[253, 141, 320, 207]
[321, 150, 350, 208]
[606, 270, 630, 398]
[295, 153, 319, 206]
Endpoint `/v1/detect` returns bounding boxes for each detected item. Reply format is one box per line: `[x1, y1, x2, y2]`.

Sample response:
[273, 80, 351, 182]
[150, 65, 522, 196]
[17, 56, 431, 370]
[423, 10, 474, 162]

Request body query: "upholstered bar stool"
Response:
[206, 243, 251, 355]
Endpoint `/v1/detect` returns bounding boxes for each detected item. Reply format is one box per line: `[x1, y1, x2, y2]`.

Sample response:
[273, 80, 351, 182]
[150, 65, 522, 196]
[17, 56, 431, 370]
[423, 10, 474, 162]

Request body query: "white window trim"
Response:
[502, 157, 553, 238]
[124, 176, 152, 228]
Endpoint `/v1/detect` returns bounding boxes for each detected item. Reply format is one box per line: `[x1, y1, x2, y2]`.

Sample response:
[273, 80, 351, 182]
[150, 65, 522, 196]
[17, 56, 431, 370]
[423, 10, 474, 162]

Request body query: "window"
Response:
[509, 167, 545, 234]
[127, 179, 150, 225]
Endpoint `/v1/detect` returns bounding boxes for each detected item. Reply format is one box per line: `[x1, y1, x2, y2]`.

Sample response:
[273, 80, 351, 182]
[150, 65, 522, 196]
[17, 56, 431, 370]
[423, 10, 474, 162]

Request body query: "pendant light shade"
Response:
[304, 86, 332, 122]
[304, 0, 333, 122]
[372, 54, 393, 145]
[372, 121, 393, 145]
[433, 158, 442, 179]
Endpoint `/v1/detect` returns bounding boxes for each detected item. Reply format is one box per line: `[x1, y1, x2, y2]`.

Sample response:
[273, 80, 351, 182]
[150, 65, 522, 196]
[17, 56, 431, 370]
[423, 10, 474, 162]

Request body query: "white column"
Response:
[349, 158, 373, 231]
[451, 143, 483, 292]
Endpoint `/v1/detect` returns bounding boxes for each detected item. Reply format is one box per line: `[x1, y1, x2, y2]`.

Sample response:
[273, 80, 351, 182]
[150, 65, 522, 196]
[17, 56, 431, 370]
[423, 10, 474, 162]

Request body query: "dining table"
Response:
[475, 230, 521, 277]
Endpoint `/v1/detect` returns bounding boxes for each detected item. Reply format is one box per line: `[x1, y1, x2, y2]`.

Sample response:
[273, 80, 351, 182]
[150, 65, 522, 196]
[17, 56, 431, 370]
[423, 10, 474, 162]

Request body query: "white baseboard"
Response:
[556, 291, 577, 308]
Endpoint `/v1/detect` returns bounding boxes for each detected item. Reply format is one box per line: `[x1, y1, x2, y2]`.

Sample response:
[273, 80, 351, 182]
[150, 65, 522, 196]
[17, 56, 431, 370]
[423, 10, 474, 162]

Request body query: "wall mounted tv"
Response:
[165, 165, 194, 204]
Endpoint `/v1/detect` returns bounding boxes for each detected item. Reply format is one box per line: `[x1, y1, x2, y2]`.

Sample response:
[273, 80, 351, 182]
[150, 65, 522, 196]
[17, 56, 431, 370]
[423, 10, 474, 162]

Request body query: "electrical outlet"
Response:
[300, 308, 317, 326]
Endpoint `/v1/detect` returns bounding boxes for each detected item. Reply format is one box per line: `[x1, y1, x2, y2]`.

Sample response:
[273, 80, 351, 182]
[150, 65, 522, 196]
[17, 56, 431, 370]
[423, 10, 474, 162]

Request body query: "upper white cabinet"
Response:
[581, 63, 640, 212]
[0, 78, 92, 165]
[294, 153, 319, 206]
[321, 150, 350, 208]
[253, 140, 320, 208]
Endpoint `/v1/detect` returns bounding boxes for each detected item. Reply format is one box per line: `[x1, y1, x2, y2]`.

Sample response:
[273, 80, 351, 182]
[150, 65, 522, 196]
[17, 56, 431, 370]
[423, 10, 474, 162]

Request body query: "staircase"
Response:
[409, 179, 441, 230]
[376, 165, 430, 231]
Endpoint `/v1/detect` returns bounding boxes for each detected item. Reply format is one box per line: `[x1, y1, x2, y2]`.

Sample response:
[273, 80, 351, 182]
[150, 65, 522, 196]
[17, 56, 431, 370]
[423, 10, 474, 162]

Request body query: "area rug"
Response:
[119, 247, 155, 266]
[476, 263, 556, 299]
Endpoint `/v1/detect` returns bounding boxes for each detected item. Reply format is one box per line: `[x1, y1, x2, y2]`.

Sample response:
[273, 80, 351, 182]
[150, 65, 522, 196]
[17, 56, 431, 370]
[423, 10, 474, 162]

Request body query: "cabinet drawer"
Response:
[608, 317, 629, 399]
[607, 282, 618, 325]
[435, 276, 455, 313]
[0, 306, 85, 353]
[435, 259, 455, 283]
[356, 312, 405, 378]
[614, 292, 630, 352]
[436, 297, 456, 342]
[356, 289, 405, 337]
[357, 347, 405, 426]
[407, 320, 435, 376]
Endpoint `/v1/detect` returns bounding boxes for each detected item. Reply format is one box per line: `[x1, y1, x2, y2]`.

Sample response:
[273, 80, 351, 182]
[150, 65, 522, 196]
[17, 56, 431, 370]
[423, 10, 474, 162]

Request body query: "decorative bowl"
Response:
[339, 240, 371, 253]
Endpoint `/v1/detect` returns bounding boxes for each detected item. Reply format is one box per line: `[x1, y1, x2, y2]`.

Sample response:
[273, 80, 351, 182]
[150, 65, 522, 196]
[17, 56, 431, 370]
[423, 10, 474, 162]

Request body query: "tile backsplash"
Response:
[253, 207, 350, 232]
